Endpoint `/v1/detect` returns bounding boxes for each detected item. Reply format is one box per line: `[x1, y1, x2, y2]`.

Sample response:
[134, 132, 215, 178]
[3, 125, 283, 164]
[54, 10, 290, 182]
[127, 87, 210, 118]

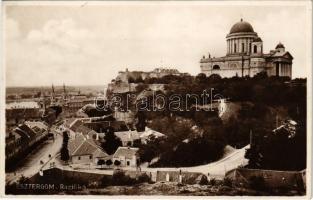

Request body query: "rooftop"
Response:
[6, 101, 40, 109]
[229, 19, 254, 34]
[68, 134, 108, 157]
[113, 147, 139, 159]
[115, 131, 140, 142]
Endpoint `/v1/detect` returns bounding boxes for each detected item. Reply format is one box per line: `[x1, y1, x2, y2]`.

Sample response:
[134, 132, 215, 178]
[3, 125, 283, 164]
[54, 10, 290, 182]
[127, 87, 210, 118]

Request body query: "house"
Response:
[114, 130, 141, 146]
[68, 134, 109, 165]
[61, 118, 84, 138]
[63, 98, 94, 117]
[25, 121, 49, 141]
[5, 131, 22, 159]
[6, 101, 42, 127]
[61, 118, 101, 141]
[15, 124, 38, 146]
[139, 127, 166, 144]
[112, 147, 139, 167]
[5, 121, 49, 160]
[84, 120, 129, 133]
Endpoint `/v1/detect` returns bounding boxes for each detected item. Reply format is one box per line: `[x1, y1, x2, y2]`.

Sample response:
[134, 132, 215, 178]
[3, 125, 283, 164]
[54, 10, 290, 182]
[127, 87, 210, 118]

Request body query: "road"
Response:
[43, 144, 249, 180]
[140, 144, 250, 179]
[6, 130, 63, 184]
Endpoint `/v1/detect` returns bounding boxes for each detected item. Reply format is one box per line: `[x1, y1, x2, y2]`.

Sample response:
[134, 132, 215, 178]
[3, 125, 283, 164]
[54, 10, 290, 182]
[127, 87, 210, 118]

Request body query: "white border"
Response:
[1, 1, 312, 199]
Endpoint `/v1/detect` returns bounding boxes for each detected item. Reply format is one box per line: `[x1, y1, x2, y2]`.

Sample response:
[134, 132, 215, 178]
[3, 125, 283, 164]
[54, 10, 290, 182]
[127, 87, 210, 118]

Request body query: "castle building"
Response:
[115, 68, 189, 83]
[200, 19, 293, 78]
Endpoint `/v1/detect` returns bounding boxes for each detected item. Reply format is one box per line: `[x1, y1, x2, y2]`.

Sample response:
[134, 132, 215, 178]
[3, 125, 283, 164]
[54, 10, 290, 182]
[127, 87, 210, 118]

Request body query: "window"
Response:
[234, 43, 237, 53]
[254, 45, 257, 53]
[276, 63, 279, 76]
[126, 161, 130, 166]
[78, 156, 81, 160]
[89, 155, 92, 160]
[242, 43, 245, 52]
[249, 43, 252, 53]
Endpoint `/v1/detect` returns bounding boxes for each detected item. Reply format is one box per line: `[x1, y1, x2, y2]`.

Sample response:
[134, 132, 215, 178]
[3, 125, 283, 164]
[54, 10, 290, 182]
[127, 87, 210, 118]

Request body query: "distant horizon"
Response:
[6, 84, 108, 88]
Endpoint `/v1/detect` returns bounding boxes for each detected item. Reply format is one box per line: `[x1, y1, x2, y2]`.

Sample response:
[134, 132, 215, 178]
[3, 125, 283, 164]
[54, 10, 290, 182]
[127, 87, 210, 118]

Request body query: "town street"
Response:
[6, 130, 63, 184]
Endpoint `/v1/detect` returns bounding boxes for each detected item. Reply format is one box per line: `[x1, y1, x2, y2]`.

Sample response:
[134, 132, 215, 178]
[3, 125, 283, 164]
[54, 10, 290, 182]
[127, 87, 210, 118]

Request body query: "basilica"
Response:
[200, 19, 293, 78]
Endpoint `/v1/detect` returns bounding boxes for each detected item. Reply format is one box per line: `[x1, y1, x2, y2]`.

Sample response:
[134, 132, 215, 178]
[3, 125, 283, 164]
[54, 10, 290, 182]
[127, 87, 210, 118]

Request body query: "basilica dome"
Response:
[229, 19, 254, 34]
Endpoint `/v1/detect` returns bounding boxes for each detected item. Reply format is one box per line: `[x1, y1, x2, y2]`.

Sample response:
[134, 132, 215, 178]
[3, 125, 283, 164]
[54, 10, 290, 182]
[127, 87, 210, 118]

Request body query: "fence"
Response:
[155, 170, 207, 184]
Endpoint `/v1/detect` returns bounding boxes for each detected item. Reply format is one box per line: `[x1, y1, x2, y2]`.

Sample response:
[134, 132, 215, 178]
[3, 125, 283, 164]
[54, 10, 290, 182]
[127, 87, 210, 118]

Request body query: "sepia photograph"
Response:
[2, 0, 312, 197]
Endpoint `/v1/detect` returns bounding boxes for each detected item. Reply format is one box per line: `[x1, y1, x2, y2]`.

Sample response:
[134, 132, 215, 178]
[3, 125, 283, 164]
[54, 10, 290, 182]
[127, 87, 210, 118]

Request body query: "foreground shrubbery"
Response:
[249, 176, 266, 191]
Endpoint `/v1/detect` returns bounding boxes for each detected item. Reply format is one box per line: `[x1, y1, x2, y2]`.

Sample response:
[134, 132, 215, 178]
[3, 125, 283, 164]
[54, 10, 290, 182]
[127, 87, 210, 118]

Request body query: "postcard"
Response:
[2, 1, 312, 198]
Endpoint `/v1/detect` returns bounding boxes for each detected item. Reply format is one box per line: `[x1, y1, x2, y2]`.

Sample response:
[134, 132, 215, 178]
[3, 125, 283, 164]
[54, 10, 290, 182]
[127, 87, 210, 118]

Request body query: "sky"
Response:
[4, 2, 311, 87]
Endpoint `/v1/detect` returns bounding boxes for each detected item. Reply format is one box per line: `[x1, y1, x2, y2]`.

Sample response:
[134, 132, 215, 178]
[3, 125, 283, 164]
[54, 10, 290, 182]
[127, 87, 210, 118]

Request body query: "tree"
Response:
[114, 160, 121, 166]
[101, 126, 122, 155]
[245, 122, 306, 171]
[207, 74, 222, 82]
[97, 159, 105, 166]
[135, 84, 148, 93]
[135, 111, 147, 132]
[60, 131, 70, 161]
[195, 73, 207, 84]
[253, 71, 268, 80]
[106, 159, 113, 166]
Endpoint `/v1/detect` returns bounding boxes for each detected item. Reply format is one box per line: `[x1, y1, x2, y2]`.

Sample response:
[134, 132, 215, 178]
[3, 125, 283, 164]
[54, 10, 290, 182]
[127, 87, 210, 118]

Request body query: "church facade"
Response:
[200, 19, 293, 78]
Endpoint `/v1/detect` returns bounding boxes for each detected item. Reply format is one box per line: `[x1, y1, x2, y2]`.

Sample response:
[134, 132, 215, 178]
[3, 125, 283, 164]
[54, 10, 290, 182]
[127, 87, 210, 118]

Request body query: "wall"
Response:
[156, 171, 207, 184]
[226, 168, 306, 190]
[72, 155, 93, 164]
[113, 156, 137, 167]
[107, 82, 138, 94]
[34, 167, 111, 184]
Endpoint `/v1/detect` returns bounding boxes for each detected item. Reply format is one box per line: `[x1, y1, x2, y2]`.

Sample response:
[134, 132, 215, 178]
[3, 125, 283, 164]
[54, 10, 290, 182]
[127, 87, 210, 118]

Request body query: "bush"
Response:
[209, 178, 217, 186]
[249, 176, 266, 191]
[97, 159, 105, 166]
[114, 160, 121, 166]
[111, 171, 135, 186]
[198, 175, 209, 185]
[222, 177, 233, 187]
[136, 173, 151, 183]
[100, 175, 112, 187]
[106, 159, 113, 166]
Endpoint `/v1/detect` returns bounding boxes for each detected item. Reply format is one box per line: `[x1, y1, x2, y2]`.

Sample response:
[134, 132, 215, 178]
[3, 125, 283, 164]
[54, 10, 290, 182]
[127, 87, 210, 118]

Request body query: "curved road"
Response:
[6, 130, 63, 184]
